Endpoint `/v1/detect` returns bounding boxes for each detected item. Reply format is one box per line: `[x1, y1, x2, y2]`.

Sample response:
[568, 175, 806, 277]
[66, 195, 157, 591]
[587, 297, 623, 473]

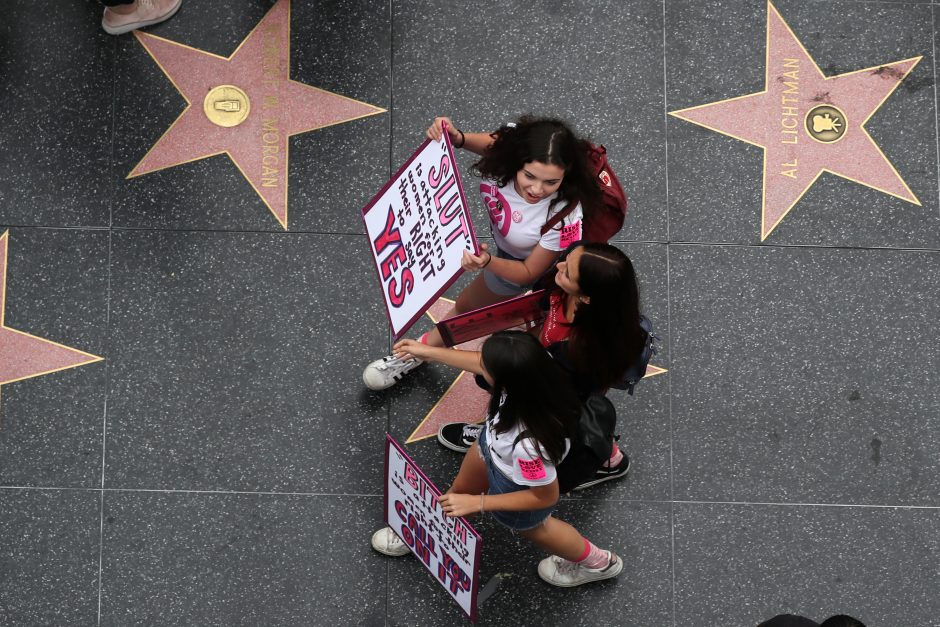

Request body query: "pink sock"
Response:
[608, 442, 623, 467]
[574, 538, 611, 569]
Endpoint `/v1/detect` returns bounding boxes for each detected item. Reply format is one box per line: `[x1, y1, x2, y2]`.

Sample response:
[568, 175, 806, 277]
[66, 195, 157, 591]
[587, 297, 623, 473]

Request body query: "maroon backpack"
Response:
[539, 143, 627, 243]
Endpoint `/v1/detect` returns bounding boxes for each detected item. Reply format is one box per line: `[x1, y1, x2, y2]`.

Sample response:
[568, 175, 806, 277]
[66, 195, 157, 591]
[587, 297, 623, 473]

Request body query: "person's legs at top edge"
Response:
[101, 0, 182, 36]
[362, 272, 516, 390]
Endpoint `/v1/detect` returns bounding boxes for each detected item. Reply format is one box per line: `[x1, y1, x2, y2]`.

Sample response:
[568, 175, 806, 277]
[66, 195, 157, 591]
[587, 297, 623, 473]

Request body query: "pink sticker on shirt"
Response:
[480, 183, 511, 236]
[517, 457, 547, 481]
[559, 220, 582, 249]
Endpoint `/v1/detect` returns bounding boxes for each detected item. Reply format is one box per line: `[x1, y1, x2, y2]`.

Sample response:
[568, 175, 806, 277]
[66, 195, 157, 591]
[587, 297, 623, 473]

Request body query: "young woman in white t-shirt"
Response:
[362, 116, 603, 390]
[370, 331, 623, 588]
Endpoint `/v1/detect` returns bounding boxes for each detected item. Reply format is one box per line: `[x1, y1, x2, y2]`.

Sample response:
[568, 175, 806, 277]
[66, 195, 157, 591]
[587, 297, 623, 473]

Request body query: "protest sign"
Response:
[436, 289, 548, 347]
[362, 131, 478, 340]
[384, 434, 482, 621]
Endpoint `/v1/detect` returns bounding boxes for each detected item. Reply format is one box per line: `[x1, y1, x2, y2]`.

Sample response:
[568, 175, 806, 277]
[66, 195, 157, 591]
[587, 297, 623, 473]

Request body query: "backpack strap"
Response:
[539, 200, 578, 236]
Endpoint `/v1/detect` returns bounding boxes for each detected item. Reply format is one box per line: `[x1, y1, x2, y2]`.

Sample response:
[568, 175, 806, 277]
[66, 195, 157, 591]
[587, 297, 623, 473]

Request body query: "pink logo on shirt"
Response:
[512, 210, 523, 223]
[480, 183, 511, 237]
[517, 458, 547, 481]
[559, 220, 582, 249]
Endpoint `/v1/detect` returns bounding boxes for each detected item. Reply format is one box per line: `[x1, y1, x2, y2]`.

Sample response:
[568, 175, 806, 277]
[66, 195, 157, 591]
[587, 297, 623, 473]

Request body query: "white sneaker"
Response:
[371, 526, 409, 557]
[362, 355, 424, 390]
[537, 552, 623, 587]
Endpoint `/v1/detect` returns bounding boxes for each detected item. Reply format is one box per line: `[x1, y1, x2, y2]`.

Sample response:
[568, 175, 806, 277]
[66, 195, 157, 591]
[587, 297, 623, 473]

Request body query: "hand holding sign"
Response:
[461, 243, 491, 272]
[392, 338, 436, 362]
[427, 116, 460, 143]
[438, 492, 483, 518]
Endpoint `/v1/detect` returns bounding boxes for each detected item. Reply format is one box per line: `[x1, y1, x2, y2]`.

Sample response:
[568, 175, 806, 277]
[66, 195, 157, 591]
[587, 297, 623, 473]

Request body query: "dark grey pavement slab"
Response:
[287, 0, 391, 235]
[673, 502, 940, 627]
[0, 228, 108, 488]
[392, 0, 668, 243]
[100, 491, 387, 627]
[0, 2, 113, 228]
[670, 244, 940, 506]
[105, 230, 390, 492]
[0, 489, 100, 625]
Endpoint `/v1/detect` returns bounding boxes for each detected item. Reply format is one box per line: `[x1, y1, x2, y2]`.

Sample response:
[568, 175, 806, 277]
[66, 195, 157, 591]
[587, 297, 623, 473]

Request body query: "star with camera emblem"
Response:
[670, 1, 920, 240]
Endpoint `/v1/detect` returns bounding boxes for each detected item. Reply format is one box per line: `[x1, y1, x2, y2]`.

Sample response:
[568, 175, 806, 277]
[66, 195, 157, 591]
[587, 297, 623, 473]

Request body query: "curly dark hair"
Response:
[472, 116, 602, 223]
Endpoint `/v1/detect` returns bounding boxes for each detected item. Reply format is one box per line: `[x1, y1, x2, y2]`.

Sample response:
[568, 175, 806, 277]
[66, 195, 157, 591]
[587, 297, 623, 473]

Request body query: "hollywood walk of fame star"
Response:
[406, 297, 667, 443]
[128, 0, 385, 229]
[669, 1, 921, 240]
[0, 232, 103, 414]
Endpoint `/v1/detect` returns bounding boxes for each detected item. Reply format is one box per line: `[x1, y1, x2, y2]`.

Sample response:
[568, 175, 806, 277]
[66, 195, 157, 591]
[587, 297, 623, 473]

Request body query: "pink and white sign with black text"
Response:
[362, 133, 478, 339]
[384, 435, 482, 621]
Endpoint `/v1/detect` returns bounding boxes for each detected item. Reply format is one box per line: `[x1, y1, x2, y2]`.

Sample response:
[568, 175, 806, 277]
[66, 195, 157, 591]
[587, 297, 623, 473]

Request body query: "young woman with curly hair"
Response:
[363, 115, 602, 390]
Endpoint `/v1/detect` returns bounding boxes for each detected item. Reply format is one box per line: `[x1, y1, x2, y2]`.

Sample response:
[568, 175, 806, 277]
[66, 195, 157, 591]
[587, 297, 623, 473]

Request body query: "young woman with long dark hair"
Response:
[435, 242, 649, 490]
[371, 331, 623, 588]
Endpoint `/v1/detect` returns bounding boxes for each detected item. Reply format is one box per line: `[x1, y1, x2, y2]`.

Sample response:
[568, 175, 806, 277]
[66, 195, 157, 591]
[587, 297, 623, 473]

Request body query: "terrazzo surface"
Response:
[1, 0, 938, 625]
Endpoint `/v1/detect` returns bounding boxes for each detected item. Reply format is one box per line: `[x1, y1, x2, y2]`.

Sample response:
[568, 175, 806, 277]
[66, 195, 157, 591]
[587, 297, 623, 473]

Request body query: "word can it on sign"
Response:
[384, 434, 482, 621]
[362, 132, 478, 339]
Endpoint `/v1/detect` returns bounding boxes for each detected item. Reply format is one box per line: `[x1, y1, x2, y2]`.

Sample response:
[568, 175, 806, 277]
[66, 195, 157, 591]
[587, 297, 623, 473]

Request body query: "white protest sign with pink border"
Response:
[384, 434, 482, 621]
[362, 130, 478, 340]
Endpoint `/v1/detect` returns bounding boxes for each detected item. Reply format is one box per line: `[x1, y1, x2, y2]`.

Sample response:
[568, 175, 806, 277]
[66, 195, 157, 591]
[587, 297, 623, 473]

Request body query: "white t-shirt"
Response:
[479, 178, 584, 259]
[484, 406, 570, 487]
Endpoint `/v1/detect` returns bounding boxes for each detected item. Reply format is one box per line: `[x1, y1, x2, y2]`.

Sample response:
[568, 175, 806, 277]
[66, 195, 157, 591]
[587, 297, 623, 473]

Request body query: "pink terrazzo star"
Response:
[0, 232, 103, 410]
[128, 0, 385, 229]
[405, 297, 667, 443]
[670, 1, 920, 240]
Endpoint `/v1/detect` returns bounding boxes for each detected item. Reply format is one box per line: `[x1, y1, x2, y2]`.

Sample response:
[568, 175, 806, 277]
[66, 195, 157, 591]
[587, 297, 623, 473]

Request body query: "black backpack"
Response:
[507, 395, 617, 494]
[557, 394, 617, 492]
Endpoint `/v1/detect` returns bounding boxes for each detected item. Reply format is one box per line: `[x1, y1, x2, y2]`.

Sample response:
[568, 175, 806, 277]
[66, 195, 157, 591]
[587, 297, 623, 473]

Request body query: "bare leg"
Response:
[446, 442, 489, 495]
[518, 516, 589, 561]
[423, 274, 512, 347]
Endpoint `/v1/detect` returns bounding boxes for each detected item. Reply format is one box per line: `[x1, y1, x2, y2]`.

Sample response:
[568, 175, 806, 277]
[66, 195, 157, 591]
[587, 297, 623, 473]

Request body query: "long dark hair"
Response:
[568, 243, 646, 390]
[472, 116, 602, 221]
[481, 331, 580, 464]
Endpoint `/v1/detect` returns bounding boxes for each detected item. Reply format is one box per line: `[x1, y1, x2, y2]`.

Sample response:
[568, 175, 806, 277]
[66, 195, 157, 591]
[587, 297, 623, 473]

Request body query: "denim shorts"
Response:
[479, 427, 556, 531]
[483, 247, 531, 297]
